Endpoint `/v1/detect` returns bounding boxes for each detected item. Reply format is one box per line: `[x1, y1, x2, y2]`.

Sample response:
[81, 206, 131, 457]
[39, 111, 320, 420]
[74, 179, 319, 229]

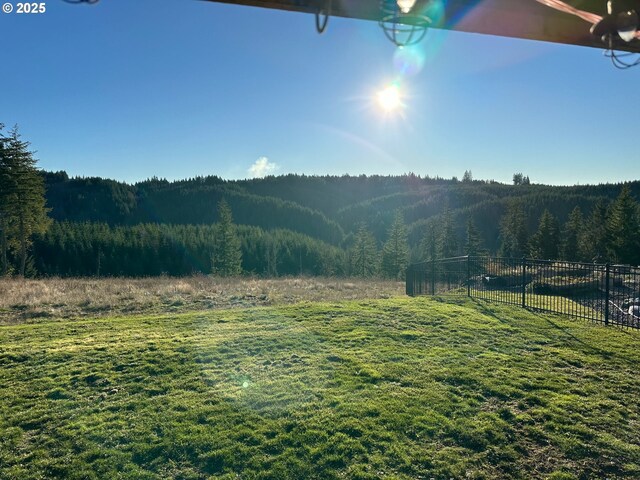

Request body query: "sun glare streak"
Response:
[376, 84, 403, 113]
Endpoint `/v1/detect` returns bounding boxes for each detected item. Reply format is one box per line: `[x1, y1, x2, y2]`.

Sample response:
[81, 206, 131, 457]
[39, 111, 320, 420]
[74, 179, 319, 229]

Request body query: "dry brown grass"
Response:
[0, 276, 404, 324]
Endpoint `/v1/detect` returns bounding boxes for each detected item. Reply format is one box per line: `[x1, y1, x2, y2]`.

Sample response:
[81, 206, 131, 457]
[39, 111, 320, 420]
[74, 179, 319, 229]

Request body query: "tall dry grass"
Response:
[0, 276, 404, 324]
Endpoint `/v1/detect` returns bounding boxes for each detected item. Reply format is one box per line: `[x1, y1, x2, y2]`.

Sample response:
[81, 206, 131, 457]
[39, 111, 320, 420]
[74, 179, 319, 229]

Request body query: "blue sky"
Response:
[1, 0, 639, 185]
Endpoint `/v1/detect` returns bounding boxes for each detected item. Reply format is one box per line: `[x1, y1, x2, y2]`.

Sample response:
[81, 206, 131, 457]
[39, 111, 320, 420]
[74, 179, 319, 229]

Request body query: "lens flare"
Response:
[376, 84, 403, 113]
[393, 45, 426, 76]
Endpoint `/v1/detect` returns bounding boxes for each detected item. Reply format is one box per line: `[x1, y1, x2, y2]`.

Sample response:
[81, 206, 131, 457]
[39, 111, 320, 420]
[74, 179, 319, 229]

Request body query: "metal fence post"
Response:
[521, 256, 527, 308]
[467, 255, 471, 297]
[605, 264, 610, 326]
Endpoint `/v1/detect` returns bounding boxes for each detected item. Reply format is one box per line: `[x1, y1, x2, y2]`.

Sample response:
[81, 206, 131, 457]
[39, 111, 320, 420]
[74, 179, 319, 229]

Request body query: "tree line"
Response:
[496, 186, 640, 266]
[41, 167, 640, 251]
[26, 186, 640, 280]
[32, 203, 346, 278]
[413, 185, 640, 267]
[30, 205, 412, 279]
[2, 126, 640, 279]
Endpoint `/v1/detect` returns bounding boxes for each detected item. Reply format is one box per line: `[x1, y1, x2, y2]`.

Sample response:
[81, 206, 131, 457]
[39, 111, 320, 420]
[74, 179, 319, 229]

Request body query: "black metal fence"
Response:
[406, 256, 640, 329]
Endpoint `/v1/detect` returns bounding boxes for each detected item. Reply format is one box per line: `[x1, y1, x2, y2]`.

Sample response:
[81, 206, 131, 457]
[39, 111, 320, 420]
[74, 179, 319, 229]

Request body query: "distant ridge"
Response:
[43, 171, 640, 252]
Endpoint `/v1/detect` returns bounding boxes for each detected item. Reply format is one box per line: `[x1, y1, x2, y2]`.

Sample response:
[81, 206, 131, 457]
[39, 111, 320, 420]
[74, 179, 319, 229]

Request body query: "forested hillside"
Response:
[14, 171, 640, 276]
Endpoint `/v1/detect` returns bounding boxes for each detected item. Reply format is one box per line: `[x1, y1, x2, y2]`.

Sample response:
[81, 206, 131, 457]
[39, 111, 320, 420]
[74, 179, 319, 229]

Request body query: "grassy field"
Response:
[0, 276, 404, 324]
[1, 294, 640, 479]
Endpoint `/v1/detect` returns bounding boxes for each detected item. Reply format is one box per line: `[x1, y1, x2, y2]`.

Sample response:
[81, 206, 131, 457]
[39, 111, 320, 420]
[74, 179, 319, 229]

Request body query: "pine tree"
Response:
[464, 217, 483, 256]
[499, 200, 528, 257]
[420, 223, 438, 262]
[381, 211, 409, 279]
[562, 206, 584, 261]
[0, 124, 9, 275]
[438, 204, 458, 258]
[529, 209, 560, 259]
[462, 170, 473, 183]
[351, 224, 378, 277]
[607, 185, 640, 265]
[0, 125, 51, 276]
[264, 237, 279, 277]
[582, 199, 609, 263]
[212, 199, 242, 276]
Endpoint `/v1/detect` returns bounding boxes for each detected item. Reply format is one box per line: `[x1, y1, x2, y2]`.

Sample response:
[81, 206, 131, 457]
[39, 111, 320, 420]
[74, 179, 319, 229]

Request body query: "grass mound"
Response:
[1, 297, 639, 479]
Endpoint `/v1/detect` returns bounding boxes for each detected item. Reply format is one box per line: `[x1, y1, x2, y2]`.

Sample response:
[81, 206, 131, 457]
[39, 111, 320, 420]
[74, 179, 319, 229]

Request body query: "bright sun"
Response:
[376, 84, 402, 113]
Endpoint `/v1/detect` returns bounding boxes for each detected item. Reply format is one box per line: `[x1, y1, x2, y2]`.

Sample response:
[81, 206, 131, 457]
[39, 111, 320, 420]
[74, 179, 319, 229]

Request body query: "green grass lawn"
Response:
[1, 297, 639, 479]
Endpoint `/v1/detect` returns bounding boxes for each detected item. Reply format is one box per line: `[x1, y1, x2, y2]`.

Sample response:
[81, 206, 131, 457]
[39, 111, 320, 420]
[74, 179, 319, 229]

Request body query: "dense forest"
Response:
[2, 138, 640, 277]
[20, 170, 639, 277]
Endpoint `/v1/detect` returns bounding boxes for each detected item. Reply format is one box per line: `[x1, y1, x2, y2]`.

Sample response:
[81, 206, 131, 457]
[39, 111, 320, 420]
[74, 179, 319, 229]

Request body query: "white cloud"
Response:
[248, 156, 278, 178]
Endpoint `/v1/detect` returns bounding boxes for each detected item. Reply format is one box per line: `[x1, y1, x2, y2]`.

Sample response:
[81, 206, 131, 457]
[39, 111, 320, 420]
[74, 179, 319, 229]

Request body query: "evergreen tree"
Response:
[212, 199, 242, 276]
[263, 237, 279, 277]
[607, 185, 640, 265]
[351, 224, 378, 277]
[438, 204, 458, 258]
[420, 223, 438, 262]
[381, 211, 409, 279]
[462, 170, 473, 183]
[0, 124, 9, 275]
[499, 200, 528, 257]
[464, 217, 483, 256]
[582, 199, 609, 263]
[562, 206, 584, 261]
[0, 125, 51, 276]
[529, 209, 560, 259]
[31, 221, 346, 278]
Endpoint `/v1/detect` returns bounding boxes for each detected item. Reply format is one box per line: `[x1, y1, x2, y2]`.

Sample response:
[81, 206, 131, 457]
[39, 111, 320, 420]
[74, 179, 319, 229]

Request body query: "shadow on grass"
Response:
[469, 298, 513, 327]
[527, 311, 640, 365]
[469, 297, 639, 365]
